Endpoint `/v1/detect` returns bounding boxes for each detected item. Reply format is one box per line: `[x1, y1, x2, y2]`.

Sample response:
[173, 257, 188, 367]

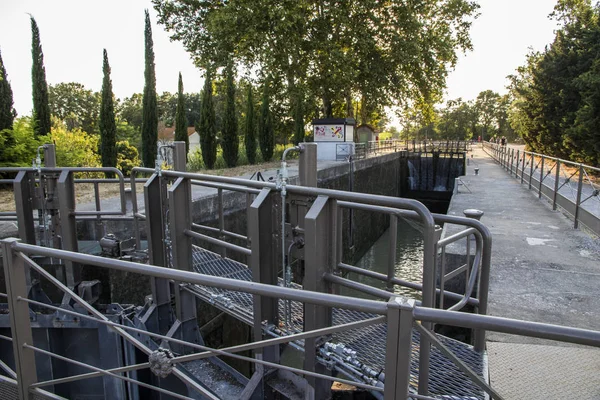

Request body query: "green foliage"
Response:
[100, 50, 117, 177]
[509, 1, 600, 165]
[198, 68, 217, 169]
[293, 94, 304, 145]
[244, 85, 257, 164]
[118, 93, 144, 129]
[222, 60, 238, 167]
[48, 82, 99, 133]
[141, 9, 158, 167]
[187, 142, 297, 172]
[116, 120, 141, 150]
[116, 140, 141, 175]
[43, 126, 101, 168]
[153, 0, 479, 120]
[0, 117, 40, 167]
[175, 72, 189, 157]
[0, 49, 16, 131]
[258, 80, 274, 162]
[30, 16, 51, 137]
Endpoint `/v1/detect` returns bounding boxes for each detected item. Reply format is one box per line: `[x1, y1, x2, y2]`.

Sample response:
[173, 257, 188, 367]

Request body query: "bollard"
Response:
[474, 168, 479, 175]
[463, 209, 484, 221]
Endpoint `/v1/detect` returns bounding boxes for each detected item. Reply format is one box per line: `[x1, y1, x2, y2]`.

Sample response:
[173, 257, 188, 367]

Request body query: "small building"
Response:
[312, 118, 356, 161]
[157, 125, 199, 156]
[356, 124, 377, 143]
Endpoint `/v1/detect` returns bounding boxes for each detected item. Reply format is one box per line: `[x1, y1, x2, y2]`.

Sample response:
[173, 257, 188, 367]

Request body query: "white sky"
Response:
[0, 0, 559, 118]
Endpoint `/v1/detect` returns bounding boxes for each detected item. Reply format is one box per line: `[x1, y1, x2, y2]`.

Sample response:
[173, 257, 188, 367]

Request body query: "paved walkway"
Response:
[448, 145, 600, 399]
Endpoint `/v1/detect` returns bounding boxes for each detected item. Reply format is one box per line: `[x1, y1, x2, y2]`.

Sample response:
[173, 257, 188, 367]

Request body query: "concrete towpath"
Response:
[448, 144, 600, 399]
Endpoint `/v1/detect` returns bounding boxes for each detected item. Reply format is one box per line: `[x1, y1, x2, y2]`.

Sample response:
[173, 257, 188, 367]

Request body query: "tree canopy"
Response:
[100, 49, 117, 176]
[0, 49, 16, 131]
[49, 82, 99, 133]
[30, 16, 51, 137]
[141, 9, 158, 167]
[152, 0, 479, 121]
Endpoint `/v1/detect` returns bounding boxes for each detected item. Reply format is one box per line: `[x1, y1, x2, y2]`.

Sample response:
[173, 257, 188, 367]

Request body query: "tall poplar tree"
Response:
[175, 72, 189, 158]
[100, 49, 117, 177]
[198, 68, 217, 169]
[222, 60, 238, 167]
[0, 49, 16, 131]
[141, 9, 158, 167]
[258, 80, 274, 162]
[244, 85, 257, 164]
[30, 16, 51, 137]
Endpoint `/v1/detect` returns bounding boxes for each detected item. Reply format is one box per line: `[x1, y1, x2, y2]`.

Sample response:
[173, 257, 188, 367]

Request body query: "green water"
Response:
[340, 220, 424, 300]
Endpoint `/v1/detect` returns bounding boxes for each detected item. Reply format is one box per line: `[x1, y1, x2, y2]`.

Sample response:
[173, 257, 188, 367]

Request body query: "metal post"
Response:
[249, 189, 279, 363]
[299, 143, 318, 187]
[13, 171, 36, 245]
[57, 170, 81, 289]
[539, 156, 544, 199]
[574, 164, 584, 229]
[521, 151, 526, 185]
[528, 154, 534, 190]
[553, 161, 560, 211]
[1, 238, 38, 399]
[510, 148, 515, 176]
[384, 297, 414, 400]
[169, 176, 199, 351]
[387, 216, 398, 292]
[515, 150, 520, 180]
[304, 196, 334, 399]
[144, 174, 171, 335]
[43, 144, 56, 168]
[172, 141, 187, 172]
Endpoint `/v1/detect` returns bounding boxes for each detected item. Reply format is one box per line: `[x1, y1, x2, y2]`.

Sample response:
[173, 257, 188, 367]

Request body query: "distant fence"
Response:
[354, 140, 470, 160]
[483, 142, 600, 237]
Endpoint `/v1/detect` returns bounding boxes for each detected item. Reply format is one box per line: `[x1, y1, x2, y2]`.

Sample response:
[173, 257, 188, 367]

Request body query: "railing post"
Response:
[13, 171, 36, 245]
[43, 144, 56, 168]
[169, 176, 199, 351]
[515, 150, 520, 179]
[387, 216, 398, 292]
[172, 141, 187, 172]
[511, 148, 515, 176]
[57, 170, 81, 290]
[528, 154, 534, 190]
[304, 195, 334, 399]
[574, 164, 584, 229]
[299, 143, 318, 187]
[384, 297, 414, 400]
[521, 152, 526, 184]
[249, 189, 280, 364]
[1, 238, 38, 399]
[553, 160, 561, 210]
[539, 155, 545, 199]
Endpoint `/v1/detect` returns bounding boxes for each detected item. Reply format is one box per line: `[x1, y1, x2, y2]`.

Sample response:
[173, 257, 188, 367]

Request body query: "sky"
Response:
[0, 0, 560, 119]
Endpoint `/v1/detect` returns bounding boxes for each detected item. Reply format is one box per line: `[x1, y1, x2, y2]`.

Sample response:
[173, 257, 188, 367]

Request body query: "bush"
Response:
[42, 126, 100, 168]
[116, 140, 141, 176]
[0, 117, 40, 167]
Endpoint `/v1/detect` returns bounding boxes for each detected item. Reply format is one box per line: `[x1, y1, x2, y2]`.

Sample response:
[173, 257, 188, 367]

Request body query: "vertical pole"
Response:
[303, 196, 333, 399]
[528, 154, 534, 190]
[384, 297, 414, 400]
[172, 141, 187, 173]
[169, 176, 198, 350]
[14, 171, 36, 244]
[387, 216, 398, 292]
[218, 188, 226, 258]
[516, 150, 520, 180]
[94, 182, 105, 240]
[574, 164, 584, 229]
[57, 170, 80, 289]
[43, 144, 56, 168]
[299, 143, 318, 187]
[511, 149, 515, 176]
[249, 189, 279, 363]
[553, 161, 560, 211]
[521, 152, 526, 184]
[539, 156, 544, 199]
[1, 238, 38, 399]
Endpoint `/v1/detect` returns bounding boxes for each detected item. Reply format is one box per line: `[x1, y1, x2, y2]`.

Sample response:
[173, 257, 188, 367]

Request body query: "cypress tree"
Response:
[258, 80, 274, 162]
[100, 49, 117, 178]
[0, 49, 16, 131]
[222, 60, 238, 167]
[141, 9, 158, 167]
[244, 85, 257, 164]
[30, 16, 51, 137]
[175, 72, 189, 158]
[293, 94, 304, 145]
[198, 68, 217, 169]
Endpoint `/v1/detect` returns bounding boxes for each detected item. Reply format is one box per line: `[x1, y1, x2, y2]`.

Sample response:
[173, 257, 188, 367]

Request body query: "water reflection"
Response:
[340, 220, 424, 300]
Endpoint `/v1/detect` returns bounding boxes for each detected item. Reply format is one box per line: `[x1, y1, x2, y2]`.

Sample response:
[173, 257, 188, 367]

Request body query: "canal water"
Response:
[340, 219, 424, 300]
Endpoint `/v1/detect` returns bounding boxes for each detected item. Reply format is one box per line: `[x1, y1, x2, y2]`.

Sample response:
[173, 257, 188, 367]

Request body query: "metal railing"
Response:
[483, 142, 600, 236]
[2, 239, 600, 400]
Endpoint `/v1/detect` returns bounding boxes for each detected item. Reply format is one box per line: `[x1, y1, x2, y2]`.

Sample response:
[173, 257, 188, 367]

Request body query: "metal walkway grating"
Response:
[190, 246, 487, 399]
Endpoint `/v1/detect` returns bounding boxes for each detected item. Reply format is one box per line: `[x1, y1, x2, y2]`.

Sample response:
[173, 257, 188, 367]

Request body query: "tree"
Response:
[0, 49, 16, 131]
[141, 9, 158, 167]
[244, 85, 257, 164]
[198, 68, 217, 169]
[258, 80, 274, 161]
[293, 93, 304, 145]
[174, 72, 189, 157]
[153, 0, 479, 119]
[0, 117, 39, 168]
[118, 93, 144, 129]
[116, 140, 141, 175]
[30, 16, 51, 137]
[48, 83, 99, 133]
[222, 60, 238, 167]
[474, 90, 501, 140]
[100, 49, 117, 177]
